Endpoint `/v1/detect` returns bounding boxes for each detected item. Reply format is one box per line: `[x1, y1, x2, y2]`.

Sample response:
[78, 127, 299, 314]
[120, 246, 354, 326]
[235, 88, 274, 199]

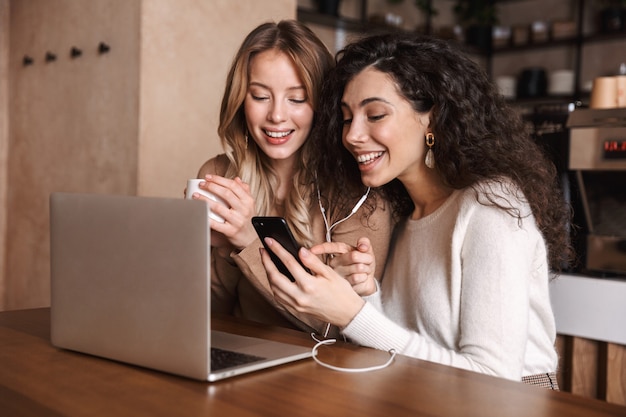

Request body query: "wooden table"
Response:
[1, 308, 625, 417]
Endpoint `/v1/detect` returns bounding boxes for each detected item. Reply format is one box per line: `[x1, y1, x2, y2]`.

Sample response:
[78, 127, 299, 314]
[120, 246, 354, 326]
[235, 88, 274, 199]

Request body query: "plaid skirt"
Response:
[521, 372, 559, 390]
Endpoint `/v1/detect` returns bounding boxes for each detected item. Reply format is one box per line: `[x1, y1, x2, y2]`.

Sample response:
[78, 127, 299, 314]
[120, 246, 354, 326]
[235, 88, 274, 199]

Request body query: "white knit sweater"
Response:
[342, 181, 558, 381]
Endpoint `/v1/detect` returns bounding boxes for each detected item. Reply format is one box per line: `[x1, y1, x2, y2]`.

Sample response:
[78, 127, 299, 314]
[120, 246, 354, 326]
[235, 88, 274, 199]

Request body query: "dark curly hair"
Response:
[309, 32, 574, 273]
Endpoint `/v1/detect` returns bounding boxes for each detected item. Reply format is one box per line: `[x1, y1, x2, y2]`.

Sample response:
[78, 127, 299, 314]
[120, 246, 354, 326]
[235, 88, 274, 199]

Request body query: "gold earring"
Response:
[425, 133, 435, 169]
[245, 131, 249, 150]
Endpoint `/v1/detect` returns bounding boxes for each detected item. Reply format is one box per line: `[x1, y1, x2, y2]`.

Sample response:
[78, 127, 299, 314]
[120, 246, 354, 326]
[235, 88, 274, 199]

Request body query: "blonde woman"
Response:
[192, 20, 394, 335]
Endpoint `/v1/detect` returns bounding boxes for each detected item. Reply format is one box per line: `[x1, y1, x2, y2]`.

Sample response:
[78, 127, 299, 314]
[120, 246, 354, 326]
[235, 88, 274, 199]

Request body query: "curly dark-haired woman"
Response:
[259, 33, 574, 388]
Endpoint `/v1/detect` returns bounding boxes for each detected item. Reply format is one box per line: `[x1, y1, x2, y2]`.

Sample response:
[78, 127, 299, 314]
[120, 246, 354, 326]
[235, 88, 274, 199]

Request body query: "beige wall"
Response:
[0, 0, 8, 312]
[5, 0, 142, 311]
[0, 0, 295, 311]
[138, 0, 297, 197]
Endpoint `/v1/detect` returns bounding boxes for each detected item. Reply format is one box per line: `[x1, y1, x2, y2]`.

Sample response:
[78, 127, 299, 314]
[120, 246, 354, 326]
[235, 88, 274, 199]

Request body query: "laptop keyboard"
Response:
[210, 347, 266, 371]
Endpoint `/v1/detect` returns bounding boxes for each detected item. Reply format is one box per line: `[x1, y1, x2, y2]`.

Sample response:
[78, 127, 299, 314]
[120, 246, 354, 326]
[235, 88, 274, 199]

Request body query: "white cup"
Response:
[548, 70, 574, 95]
[186, 179, 226, 223]
[496, 76, 516, 99]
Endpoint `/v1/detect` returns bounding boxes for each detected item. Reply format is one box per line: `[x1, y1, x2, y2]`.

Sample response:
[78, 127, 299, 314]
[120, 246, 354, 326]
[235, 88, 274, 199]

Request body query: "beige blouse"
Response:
[199, 154, 395, 336]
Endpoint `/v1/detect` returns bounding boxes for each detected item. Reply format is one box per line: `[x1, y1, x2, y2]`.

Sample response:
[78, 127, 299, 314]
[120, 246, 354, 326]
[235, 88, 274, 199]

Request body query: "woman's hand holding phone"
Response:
[251, 217, 310, 282]
[259, 237, 365, 328]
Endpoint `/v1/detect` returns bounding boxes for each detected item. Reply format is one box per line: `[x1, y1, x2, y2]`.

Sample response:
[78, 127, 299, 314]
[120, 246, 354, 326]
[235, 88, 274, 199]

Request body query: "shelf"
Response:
[510, 95, 582, 105]
[297, 7, 366, 32]
[298, 0, 626, 101]
[492, 32, 626, 55]
[582, 31, 626, 44]
[492, 37, 579, 54]
[489, 0, 626, 106]
[296, 7, 412, 35]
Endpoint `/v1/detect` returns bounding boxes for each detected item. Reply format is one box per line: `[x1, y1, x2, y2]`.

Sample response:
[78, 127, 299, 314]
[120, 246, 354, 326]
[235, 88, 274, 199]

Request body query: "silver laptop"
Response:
[49, 192, 312, 381]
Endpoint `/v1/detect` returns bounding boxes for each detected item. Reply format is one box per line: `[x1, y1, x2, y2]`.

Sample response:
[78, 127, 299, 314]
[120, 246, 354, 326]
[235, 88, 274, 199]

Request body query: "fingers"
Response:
[193, 175, 252, 217]
[325, 237, 373, 271]
[309, 238, 374, 282]
[356, 237, 372, 254]
[209, 177, 252, 220]
[259, 239, 326, 315]
[192, 175, 256, 248]
[261, 238, 364, 326]
[259, 245, 298, 307]
[264, 238, 331, 280]
[202, 174, 251, 207]
[342, 242, 377, 296]
[309, 241, 353, 256]
[318, 237, 376, 296]
[339, 237, 374, 274]
[310, 237, 373, 257]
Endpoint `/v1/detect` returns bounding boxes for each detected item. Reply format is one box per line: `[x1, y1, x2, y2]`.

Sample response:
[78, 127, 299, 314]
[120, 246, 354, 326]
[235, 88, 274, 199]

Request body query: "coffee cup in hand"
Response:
[186, 179, 226, 223]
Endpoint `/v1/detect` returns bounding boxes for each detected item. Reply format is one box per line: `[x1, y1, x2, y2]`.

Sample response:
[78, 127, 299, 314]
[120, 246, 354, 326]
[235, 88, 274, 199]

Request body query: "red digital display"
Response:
[603, 140, 626, 160]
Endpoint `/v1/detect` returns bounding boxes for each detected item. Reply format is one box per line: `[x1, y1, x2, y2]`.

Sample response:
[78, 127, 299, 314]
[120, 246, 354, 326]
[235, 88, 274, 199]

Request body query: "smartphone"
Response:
[251, 216, 310, 282]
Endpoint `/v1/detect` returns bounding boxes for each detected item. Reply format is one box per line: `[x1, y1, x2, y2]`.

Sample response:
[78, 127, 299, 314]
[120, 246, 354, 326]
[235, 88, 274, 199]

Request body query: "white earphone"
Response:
[351, 192, 369, 214]
[317, 186, 371, 243]
[312, 186, 397, 372]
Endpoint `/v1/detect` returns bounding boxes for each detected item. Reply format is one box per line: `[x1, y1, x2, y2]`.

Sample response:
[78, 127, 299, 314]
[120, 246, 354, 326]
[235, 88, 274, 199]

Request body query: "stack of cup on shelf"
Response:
[548, 70, 574, 96]
[590, 73, 626, 109]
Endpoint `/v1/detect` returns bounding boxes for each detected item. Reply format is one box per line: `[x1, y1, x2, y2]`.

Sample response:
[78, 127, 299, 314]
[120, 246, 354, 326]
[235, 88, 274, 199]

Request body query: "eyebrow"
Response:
[248, 81, 306, 92]
[341, 96, 392, 109]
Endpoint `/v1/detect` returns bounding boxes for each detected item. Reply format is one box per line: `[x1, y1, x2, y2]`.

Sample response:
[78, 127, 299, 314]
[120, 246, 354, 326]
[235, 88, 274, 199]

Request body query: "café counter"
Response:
[550, 273, 626, 405]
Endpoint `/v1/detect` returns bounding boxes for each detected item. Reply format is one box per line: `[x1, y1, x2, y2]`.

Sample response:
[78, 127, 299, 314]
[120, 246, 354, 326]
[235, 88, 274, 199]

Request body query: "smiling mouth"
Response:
[356, 151, 384, 165]
[264, 130, 293, 138]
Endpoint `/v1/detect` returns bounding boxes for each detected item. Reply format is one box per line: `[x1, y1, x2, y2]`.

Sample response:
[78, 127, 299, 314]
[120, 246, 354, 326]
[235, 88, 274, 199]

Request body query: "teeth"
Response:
[265, 130, 292, 138]
[357, 151, 383, 164]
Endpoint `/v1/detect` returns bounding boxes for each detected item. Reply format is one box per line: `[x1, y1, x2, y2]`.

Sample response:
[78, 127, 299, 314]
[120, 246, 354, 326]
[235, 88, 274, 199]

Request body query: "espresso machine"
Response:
[566, 108, 626, 276]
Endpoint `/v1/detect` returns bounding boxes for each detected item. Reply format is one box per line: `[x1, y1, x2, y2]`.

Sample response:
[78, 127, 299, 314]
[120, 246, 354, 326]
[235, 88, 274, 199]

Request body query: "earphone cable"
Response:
[317, 186, 371, 243]
[310, 333, 396, 373]
[316, 184, 371, 340]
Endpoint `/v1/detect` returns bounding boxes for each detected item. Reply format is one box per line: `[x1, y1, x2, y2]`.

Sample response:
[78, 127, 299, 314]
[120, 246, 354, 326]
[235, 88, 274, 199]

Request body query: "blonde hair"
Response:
[217, 20, 333, 247]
